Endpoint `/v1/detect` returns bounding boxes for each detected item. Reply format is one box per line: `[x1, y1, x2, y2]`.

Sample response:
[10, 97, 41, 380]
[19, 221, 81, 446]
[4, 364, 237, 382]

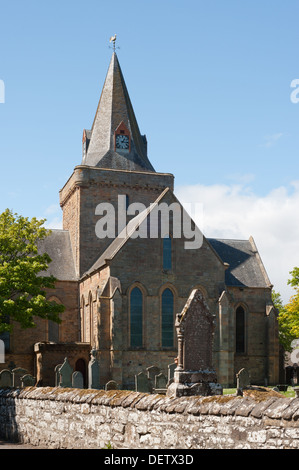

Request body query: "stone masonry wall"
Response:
[1, 387, 299, 449]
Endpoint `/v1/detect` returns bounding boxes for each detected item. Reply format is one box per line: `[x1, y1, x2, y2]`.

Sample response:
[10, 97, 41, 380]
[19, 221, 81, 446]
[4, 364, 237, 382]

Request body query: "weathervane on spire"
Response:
[109, 34, 119, 52]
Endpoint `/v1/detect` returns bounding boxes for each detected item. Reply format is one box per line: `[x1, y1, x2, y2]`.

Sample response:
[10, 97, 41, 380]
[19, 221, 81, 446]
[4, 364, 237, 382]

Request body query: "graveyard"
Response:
[1, 289, 299, 449]
[0, 290, 222, 396]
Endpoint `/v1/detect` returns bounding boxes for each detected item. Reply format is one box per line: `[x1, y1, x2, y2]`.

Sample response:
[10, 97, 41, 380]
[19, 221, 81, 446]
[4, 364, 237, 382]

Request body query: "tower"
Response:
[60, 52, 174, 276]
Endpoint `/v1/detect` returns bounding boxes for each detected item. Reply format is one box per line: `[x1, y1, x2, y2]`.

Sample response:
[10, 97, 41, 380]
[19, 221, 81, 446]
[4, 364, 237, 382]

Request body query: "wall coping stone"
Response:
[1, 386, 299, 423]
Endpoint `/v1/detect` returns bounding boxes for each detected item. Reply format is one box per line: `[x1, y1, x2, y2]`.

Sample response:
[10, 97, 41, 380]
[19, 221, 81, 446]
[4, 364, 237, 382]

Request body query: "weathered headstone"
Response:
[236, 368, 250, 395]
[72, 371, 84, 389]
[21, 374, 36, 387]
[155, 372, 167, 391]
[88, 349, 100, 389]
[12, 368, 28, 388]
[105, 380, 118, 391]
[167, 363, 176, 385]
[54, 364, 62, 386]
[135, 371, 151, 393]
[59, 358, 73, 388]
[167, 289, 222, 397]
[0, 369, 12, 388]
[146, 365, 161, 382]
[146, 365, 160, 392]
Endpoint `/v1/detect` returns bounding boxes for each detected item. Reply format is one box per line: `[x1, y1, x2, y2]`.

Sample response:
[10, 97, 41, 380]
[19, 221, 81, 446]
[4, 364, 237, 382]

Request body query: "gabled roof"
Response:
[83, 188, 170, 277]
[82, 188, 224, 279]
[38, 230, 77, 281]
[83, 52, 155, 172]
[207, 237, 271, 288]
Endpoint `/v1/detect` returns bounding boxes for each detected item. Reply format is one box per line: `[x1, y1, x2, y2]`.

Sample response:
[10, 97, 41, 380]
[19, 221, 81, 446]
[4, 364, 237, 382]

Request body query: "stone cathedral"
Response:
[0, 51, 280, 388]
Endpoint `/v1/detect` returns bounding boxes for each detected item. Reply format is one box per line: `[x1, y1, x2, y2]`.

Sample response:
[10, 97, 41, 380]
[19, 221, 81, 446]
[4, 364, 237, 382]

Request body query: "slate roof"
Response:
[37, 224, 270, 290]
[38, 230, 77, 281]
[83, 52, 155, 172]
[207, 238, 271, 288]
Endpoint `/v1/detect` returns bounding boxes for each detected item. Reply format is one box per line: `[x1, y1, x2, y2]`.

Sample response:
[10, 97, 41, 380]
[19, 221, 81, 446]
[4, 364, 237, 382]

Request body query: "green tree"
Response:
[273, 290, 293, 352]
[288, 267, 299, 288]
[0, 209, 64, 333]
[274, 268, 299, 352]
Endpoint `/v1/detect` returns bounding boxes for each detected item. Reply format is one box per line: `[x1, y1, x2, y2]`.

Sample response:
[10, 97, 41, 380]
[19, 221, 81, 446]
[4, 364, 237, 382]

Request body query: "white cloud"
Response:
[262, 132, 284, 148]
[45, 203, 61, 215]
[176, 181, 299, 304]
[41, 204, 63, 229]
[45, 217, 63, 229]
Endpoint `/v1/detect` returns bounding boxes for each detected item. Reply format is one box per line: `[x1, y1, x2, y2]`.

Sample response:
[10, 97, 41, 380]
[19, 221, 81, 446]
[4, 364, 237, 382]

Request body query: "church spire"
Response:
[82, 52, 155, 172]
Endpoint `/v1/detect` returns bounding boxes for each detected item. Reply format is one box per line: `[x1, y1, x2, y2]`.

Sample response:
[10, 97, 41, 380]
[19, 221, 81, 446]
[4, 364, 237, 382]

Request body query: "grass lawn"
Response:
[223, 386, 295, 398]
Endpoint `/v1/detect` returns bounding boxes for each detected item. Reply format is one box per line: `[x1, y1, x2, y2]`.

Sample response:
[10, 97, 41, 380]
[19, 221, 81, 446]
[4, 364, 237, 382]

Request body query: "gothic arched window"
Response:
[47, 298, 60, 342]
[48, 320, 59, 342]
[163, 236, 172, 270]
[130, 287, 143, 348]
[162, 288, 174, 348]
[89, 292, 93, 346]
[80, 296, 85, 342]
[236, 306, 246, 353]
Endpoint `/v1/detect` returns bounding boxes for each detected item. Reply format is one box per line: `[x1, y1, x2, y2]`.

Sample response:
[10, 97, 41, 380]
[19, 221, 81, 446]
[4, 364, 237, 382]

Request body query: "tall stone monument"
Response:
[167, 289, 222, 397]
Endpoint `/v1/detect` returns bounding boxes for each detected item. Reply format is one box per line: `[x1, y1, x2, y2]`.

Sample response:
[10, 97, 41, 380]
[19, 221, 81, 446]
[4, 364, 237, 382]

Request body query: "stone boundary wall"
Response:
[1, 387, 299, 449]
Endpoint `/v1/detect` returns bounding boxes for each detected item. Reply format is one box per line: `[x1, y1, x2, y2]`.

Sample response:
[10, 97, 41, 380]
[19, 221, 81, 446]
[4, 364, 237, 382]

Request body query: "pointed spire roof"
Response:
[83, 52, 155, 172]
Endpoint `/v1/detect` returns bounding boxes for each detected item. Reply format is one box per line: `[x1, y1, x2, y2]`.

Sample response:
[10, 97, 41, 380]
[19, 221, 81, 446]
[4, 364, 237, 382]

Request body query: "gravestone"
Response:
[12, 368, 28, 388]
[167, 363, 176, 386]
[167, 289, 222, 397]
[54, 364, 62, 386]
[236, 368, 250, 395]
[21, 374, 36, 387]
[146, 366, 160, 392]
[59, 358, 73, 388]
[135, 371, 151, 393]
[72, 371, 84, 389]
[105, 380, 118, 391]
[155, 372, 167, 392]
[0, 369, 12, 388]
[88, 349, 100, 389]
[146, 366, 161, 382]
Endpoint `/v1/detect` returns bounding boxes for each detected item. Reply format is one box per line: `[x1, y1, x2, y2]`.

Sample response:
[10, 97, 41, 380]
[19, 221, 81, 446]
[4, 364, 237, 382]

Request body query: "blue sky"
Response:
[0, 0, 299, 301]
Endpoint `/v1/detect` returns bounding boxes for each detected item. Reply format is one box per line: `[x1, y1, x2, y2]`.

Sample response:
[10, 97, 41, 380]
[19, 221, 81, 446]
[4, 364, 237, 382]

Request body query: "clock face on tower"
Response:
[115, 134, 129, 150]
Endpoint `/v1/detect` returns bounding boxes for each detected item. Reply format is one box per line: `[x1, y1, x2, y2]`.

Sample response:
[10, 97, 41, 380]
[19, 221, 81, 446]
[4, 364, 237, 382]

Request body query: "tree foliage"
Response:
[274, 268, 299, 352]
[0, 209, 64, 333]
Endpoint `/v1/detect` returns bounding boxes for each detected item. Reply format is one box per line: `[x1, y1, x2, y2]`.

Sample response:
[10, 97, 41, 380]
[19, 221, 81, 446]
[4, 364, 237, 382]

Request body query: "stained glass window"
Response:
[162, 288, 174, 348]
[163, 236, 172, 270]
[236, 306, 245, 353]
[130, 287, 143, 347]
